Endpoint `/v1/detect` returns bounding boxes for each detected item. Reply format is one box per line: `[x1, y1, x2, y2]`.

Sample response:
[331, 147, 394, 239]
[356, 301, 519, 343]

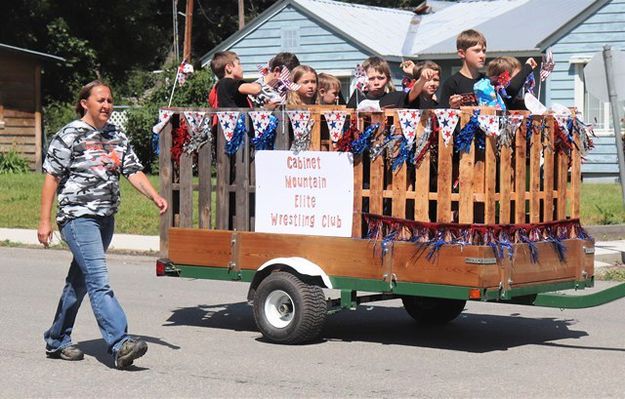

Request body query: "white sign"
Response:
[255, 150, 354, 237]
[584, 50, 625, 101]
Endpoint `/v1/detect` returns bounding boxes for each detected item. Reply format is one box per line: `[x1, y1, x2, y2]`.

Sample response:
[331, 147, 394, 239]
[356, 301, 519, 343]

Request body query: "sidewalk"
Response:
[2, 227, 625, 267]
[0, 228, 159, 253]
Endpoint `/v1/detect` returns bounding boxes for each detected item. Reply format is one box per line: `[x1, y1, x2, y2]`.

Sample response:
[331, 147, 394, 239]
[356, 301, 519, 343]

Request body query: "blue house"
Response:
[200, 0, 625, 181]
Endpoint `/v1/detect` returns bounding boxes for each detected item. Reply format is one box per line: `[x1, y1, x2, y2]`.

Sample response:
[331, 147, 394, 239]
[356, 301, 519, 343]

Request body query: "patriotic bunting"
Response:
[217, 111, 247, 155]
[396, 109, 421, 144]
[323, 111, 349, 142]
[477, 114, 499, 137]
[287, 110, 314, 152]
[217, 111, 240, 141]
[433, 109, 459, 146]
[249, 111, 278, 150]
[182, 111, 211, 154]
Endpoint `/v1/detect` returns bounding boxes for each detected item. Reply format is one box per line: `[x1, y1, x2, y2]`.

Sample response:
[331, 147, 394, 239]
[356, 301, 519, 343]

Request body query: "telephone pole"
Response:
[239, 0, 245, 30]
[183, 0, 194, 62]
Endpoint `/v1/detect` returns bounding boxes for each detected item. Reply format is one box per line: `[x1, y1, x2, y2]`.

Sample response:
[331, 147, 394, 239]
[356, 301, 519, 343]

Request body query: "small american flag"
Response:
[540, 49, 555, 82]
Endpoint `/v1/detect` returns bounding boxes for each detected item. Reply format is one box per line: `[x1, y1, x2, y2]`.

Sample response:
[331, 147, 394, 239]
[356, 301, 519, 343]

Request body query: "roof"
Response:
[0, 43, 65, 62]
[418, 0, 604, 59]
[200, 0, 607, 65]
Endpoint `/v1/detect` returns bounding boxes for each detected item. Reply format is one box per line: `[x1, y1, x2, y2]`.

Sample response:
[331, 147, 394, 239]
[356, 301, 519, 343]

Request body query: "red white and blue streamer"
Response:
[249, 111, 278, 151]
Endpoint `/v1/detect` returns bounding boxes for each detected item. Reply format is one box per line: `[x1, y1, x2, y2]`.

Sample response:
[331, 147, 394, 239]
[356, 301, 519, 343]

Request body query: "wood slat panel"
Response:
[571, 131, 582, 218]
[514, 119, 528, 223]
[543, 117, 555, 222]
[436, 120, 452, 222]
[159, 123, 173, 258]
[169, 228, 584, 288]
[0, 135, 35, 144]
[0, 127, 36, 136]
[458, 109, 474, 223]
[3, 109, 34, 118]
[179, 152, 193, 227]
[351, 113, 363, 238]
[557, 150, 568, 220]
[391, 112, 407, 218]
[510, 241, 579, 284]
[484, 135, 496, 224]
[529, 117, 541, 223]
[414, 112, 430, 221]
[198, 136, 212, 229]
[310, 108, 321, 150]
[499, 143, 512, 224]
[3, 116, 35, 127]
[368, 114, 384, 215]
[216, 124, 229, 229]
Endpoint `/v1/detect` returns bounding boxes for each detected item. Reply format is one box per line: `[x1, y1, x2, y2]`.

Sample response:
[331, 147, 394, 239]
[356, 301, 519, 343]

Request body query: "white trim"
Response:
[257, 257, 333, 288]
[569, 55, 593, 64]
[574, 63, 584, 112]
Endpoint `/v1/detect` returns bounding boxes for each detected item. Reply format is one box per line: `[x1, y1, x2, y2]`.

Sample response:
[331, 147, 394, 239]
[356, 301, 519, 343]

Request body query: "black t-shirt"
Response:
[215, 78, 250, 108]
[346, 90, 416, 109]
[438, 71, 485, 108]
[414, 95, 438, 110]
[504, 63, 534, 110]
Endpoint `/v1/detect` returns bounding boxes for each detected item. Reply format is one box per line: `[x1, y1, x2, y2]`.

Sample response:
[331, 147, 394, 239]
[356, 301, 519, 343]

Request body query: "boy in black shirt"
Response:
[208, 51, 253, 108]
[439, 29, 487, 109]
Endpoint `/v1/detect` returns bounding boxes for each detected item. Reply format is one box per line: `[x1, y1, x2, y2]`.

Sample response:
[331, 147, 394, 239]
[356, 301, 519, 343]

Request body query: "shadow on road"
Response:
[161, 301, 625, 353]
[78, 335, 181, 369]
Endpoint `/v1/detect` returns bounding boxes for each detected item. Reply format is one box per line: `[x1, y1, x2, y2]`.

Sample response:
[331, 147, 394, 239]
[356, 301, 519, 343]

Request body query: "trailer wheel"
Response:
[253, 271, 327, 344]
[401, 296, 466, 324]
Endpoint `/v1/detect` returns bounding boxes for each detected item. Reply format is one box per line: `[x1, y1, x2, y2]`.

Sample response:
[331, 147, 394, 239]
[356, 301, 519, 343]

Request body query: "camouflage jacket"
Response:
[43, 120, 143, 224]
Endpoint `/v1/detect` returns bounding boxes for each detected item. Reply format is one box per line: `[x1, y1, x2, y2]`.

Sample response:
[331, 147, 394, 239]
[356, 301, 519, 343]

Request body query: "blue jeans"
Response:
[44, 216, 128, 354]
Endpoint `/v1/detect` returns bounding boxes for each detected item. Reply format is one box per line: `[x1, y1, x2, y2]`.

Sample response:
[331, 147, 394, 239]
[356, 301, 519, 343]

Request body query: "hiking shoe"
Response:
[46, 345, 84, 361]
[114, 339, 148, 369]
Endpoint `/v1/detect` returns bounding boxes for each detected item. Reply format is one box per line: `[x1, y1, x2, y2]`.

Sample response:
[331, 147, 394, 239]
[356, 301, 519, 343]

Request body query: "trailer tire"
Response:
[401, 296, 466, 324]
[253, 272, 327, 344]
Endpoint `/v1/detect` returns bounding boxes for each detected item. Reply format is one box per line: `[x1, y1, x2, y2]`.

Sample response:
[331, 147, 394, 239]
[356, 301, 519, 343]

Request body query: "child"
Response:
[248, 52, 301, 108]
[317, 73, 342, 105]
[208, 51, 252, 108]
[402, 60, 441, 109]
[439, 29, 487, 109]
[487, 56, 537, 110]
[347, 56, 435, 110]
[287, 65, 318, 106]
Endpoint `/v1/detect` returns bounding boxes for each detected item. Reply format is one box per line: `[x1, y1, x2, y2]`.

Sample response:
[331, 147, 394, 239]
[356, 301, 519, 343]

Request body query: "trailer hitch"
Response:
[533, 282, 625, 309]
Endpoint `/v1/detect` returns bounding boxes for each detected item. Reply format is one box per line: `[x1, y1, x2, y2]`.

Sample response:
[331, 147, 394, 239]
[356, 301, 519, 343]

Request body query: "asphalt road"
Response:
[2, 246, 625, 398]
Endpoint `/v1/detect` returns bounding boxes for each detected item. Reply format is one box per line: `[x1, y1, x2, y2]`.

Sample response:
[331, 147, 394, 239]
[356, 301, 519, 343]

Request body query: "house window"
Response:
[281, 28, 300, 51]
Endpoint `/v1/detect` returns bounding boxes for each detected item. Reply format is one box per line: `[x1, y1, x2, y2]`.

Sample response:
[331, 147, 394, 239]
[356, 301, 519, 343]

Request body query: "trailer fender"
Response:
[247, 257, 332, 302]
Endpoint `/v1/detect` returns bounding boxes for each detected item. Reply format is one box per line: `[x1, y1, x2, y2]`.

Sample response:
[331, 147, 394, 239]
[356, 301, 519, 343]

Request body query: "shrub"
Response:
[123, 64, 214, 172]
[0, 150, 30, 174]
[125, 104, 159, 173]
[43, 101, 76, 140]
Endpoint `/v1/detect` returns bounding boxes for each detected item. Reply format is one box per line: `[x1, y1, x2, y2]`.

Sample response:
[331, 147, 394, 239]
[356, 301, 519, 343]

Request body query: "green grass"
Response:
[580, 184, 625, 225]
[1, 174, 625, 235]
[0, 173, 167, 235]
[596, 265, 625, 281]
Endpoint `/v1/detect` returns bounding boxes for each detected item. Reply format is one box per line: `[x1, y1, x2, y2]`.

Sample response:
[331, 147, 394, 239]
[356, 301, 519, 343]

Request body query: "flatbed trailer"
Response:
[156, 106, 625, 344]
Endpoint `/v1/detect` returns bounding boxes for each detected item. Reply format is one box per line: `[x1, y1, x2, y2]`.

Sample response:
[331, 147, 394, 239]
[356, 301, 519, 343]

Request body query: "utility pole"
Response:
[239, 0, 245, 30]
[183, 0, 194, 63]
[603, 45, 625, 208]
[172, 0, 179, 64]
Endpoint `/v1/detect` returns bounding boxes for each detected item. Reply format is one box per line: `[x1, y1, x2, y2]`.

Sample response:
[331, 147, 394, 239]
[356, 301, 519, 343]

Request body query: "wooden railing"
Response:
[158, 106, 582, 256]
